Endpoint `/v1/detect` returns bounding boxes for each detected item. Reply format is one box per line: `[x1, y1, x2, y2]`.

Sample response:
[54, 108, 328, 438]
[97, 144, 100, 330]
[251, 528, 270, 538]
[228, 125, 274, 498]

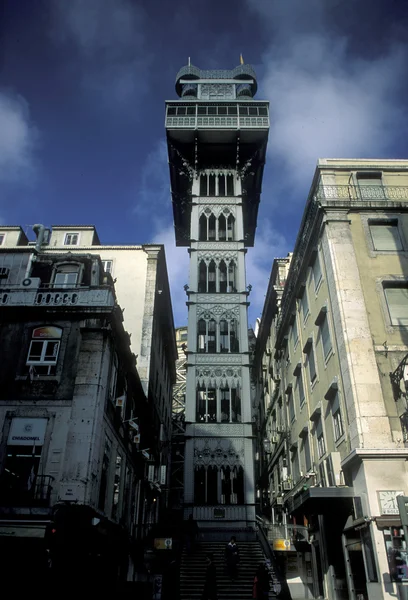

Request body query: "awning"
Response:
[0, 524, 46, 539]
[289, 486, 354, 513]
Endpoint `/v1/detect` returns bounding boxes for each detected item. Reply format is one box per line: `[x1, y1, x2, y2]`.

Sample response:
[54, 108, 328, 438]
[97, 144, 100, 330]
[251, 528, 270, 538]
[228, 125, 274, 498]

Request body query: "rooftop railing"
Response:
[0, 285, 115, 308]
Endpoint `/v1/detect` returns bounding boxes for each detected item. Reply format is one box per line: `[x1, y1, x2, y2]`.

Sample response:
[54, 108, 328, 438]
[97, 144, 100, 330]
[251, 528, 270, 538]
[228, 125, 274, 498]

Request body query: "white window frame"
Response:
[369, 220, 403, 252]
[312, 252, 322, 292]
[297, 370, 305, 408]
[101, 260, 113, 275]
[320, 313, 333, 361]
[64, 232, 79, 246]
[300, 288, 309, 323]
[384, 284, 408, 327]
[288, 390, 295, 423]
[292, 317, 299, 349]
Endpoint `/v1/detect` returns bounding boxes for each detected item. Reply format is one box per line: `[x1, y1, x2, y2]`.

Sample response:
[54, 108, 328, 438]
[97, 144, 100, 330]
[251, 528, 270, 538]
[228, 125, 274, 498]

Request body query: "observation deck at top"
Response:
[166, 62, 269, 246]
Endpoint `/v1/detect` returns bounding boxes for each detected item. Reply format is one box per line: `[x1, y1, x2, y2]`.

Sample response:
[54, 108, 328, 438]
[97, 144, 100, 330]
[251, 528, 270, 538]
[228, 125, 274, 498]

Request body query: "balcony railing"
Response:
[315, 184, 408, 203]
[166, 115, 269, 129]
[0, 474, 54, 508]
[0, 285, 115, 308]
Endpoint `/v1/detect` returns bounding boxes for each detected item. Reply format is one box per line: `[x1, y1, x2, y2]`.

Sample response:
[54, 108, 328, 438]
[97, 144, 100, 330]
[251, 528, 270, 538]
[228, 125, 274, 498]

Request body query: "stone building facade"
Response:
[255, 159, 408, 600]
[166, 62, 269, 528]
[0, 224, 177, 585]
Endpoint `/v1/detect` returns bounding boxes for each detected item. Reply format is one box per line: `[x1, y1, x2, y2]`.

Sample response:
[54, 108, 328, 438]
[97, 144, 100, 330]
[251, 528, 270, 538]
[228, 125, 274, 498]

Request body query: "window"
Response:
[0, 233, 5, 246]
[320, 314, 332, 360]
[288, 391, 295, 423]
[197, 318, 217, 353]
[54, 265, 79, 287]
[291, 449, 300, 482]
[111, 454, 122, 520]
[101, 260, 113, 274]
[197, 386, 216, 422]
[292, 318, 299, 348]
[357, 172, 385, 200]
[304, 339, 317, 384]
[312, 252, 322, 290]
[384, 284, 408, 326]
[369, 221, 403, 251]
[297, 371, 305, 408]
[331, 392, 344, 441]
[64, 233, 79, 246]
[26, 326, 62, 375]
[316, 418, 326, 458]
[301, 288, 309, 322]
[303, 434, 312, 472]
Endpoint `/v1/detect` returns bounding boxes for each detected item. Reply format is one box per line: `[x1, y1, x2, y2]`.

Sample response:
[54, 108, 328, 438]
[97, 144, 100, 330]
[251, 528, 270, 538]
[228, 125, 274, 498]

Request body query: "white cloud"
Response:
[0, 92, 37, 184]
[134, 140, 169, 223]
[151, 224, 190, 328]
[51, 0, 150, 111]
[246, 0, 407, 193]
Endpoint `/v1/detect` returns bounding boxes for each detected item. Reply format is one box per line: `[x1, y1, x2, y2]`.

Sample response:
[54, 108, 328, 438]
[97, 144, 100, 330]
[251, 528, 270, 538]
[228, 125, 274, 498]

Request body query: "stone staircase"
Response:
[180, 540, 279, 600]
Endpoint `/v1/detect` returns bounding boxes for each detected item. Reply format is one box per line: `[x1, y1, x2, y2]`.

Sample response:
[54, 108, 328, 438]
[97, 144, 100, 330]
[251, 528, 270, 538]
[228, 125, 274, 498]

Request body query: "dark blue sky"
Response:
[1, 0, 408, 326]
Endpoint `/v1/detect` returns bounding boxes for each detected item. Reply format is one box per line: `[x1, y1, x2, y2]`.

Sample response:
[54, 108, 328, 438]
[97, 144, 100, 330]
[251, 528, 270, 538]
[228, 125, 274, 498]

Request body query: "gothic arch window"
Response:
[194, 466, 218, 505]
[220, 319, 229, 353]
[197, 319, 206, 353]
[208, 215, 216, 241]
[218, 214, 227, 241]
[227, 214, 235, 241]
[200, 174, 208, 196]
[198, 260, 207, 293]
[228, 261, 236, 292]
[199, 214, 207, 241]
[227, 174, 234, 196]
[209, 174, 216, 196]
[219, 260, 227, 293]
[196, 385, 216, 422]
[221, 465, 244, 505]
[220, 387, 241, 423]
[208, 260, 216, 292]
[218, 174, 226, 196]
[230, 319, 239, 353]
[197, 317, 217, 353]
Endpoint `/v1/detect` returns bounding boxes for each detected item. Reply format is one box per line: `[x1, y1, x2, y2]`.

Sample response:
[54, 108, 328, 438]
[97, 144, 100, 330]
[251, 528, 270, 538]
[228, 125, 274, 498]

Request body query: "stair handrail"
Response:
[255, 515, 292, 600]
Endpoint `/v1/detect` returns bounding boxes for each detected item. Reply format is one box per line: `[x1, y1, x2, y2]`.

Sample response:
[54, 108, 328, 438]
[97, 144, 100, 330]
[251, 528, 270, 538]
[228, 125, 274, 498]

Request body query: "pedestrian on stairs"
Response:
[201, 553, 218, 600]
[252, 563, 270, 600]
[225, 536, 240, 580]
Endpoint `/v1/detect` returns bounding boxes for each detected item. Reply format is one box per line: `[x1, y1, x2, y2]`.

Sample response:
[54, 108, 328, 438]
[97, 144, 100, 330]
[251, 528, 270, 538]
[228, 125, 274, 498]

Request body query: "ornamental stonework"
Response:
[196, 365, 242, 389]
[193, 437, 244, 468]
[197, 251, 237, 263]
[195, 354, 242, 365]
[199, 205, 236, 218]
[197, 305, 240, 319]
[196, 294, 240, 304]
[200, 83, 234, 99]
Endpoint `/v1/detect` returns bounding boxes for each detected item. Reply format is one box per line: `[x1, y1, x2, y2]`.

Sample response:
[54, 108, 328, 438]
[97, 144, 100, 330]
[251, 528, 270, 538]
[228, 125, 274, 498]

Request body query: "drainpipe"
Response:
[24, 224, 46, 278]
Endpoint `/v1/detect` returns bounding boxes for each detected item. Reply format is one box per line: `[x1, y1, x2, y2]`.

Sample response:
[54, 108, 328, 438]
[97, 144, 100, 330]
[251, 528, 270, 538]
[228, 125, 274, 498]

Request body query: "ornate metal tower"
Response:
[166, 62, 269, 529]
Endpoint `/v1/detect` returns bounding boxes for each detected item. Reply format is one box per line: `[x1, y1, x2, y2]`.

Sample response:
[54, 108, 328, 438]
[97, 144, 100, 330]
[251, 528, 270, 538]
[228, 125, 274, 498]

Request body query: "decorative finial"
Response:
[188, 57, 191, 66]
[240, 53, 244, 65]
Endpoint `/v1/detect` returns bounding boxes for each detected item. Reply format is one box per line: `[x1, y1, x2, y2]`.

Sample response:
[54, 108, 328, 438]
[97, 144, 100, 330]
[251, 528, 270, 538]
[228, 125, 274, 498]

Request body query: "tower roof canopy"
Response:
[175, 63, 258, 97]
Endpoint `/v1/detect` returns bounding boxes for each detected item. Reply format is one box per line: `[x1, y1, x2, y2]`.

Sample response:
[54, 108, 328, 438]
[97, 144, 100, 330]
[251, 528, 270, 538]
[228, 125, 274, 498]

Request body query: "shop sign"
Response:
[8, 417, 47, 446]
[273, 538, 291, 551]
[154, 538, 172, 550]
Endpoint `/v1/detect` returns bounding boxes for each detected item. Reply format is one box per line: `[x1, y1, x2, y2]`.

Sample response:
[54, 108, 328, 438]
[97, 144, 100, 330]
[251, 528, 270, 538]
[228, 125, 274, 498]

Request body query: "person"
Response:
[184, 513, 199, 553]
[225, 536, 240, 580]
[252, 563, 270, 599]
[202, 553, 218, 600]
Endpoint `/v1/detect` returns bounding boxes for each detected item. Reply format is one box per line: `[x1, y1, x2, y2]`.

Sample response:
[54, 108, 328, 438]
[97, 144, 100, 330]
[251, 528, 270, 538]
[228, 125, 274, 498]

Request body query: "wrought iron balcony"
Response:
[166, 104, 269, 130]
[315, 184, 408, 203]
[0, 285, 115, 308]
[0, 474, 54, 508]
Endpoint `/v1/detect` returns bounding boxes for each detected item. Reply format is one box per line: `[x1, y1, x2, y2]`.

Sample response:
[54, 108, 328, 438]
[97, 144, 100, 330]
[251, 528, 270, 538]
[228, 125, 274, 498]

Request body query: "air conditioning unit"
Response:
[276, 497, 284, 505]
[282, 480, 293, 491]
[271, 435, 279, 444]
[21, 277, 41, 289]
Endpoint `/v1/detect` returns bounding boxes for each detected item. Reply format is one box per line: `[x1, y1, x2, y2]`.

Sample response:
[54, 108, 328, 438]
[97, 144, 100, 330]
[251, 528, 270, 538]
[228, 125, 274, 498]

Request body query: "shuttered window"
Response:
[357, 172, 385, 200]
[370, 222, 402, 251]
[384, 286, 408, 326]
[312, 253, 322, 290]
[321, 315, 332, 359]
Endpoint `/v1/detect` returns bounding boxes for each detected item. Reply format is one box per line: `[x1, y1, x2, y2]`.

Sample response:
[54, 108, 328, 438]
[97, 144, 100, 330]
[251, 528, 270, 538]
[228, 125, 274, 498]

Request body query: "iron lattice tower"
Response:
[166, 62, 269, 529]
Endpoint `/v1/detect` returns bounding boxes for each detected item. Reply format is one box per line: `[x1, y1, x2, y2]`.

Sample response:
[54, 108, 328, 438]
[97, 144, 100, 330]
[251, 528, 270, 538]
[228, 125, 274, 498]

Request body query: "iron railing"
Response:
[0, 474, 54, 507]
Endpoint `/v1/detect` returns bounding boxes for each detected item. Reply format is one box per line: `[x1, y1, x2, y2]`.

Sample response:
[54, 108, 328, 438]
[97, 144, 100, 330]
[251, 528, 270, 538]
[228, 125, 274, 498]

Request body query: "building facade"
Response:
[0, 224, 177, 585]
[166, 62, 269, 528]
[256, 160, 408, 600]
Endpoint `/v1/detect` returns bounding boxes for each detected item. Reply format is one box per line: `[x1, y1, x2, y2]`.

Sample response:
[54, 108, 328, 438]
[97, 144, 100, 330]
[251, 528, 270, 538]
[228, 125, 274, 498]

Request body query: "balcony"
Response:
[0, 474, 54, 508]
[166, 104, 269, 131]
[0, 285, 115, 308]
[315, 184, 408, 203]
